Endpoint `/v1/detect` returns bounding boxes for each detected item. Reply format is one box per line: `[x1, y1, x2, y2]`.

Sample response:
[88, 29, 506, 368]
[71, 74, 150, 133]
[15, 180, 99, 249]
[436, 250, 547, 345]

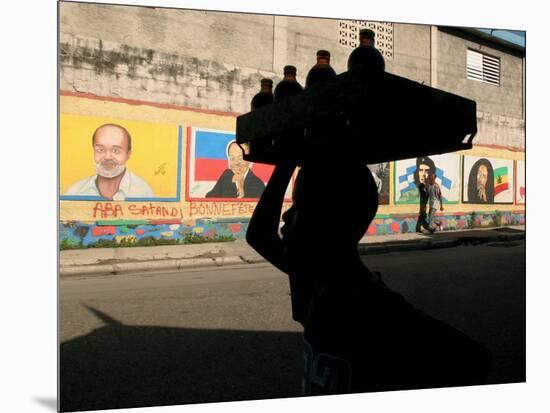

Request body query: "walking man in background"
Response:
[415, 156, 435, 232]
[426, 172, 444, 233]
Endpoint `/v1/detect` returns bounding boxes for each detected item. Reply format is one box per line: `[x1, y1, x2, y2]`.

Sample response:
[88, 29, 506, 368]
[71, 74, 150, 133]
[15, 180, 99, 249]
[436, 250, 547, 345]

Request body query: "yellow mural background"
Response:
[58, 94, 524, 221]
[59, 114, 180, 198]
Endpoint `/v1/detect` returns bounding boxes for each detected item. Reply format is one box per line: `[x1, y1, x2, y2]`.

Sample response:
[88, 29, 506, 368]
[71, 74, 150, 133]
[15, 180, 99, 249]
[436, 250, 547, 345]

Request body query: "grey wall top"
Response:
[60, 2, 524, 149]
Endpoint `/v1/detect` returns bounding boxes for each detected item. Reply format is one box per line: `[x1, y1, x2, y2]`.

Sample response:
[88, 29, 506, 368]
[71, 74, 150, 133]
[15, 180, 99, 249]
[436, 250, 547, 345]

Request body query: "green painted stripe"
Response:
[96, 220, 149, 226]
[494, 166, 508, 177]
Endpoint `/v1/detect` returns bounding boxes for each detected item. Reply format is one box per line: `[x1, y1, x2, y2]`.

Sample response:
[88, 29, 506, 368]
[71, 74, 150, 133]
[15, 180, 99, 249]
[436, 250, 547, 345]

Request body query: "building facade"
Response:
[59, 2, 525, 248]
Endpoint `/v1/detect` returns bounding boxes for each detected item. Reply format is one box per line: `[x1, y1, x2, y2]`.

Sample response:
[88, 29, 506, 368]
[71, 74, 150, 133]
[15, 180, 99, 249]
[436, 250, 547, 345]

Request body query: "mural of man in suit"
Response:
[206, 141, 265, 198]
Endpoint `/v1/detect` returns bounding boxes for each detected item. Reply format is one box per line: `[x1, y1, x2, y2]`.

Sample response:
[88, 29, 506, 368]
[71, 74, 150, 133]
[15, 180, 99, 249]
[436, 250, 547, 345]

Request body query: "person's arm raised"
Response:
[246, 163, 295, 274]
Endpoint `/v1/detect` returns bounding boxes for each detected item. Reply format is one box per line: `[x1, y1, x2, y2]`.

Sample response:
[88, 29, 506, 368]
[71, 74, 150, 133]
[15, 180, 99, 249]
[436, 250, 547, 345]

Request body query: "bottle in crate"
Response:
[305, 50, 337, 88]
[347, 28, 385, 73]
[250, 78, 274, 110]
[246, 78, 275, 161]
[274, 65, 303, 101]
[304, 50, 340, 149]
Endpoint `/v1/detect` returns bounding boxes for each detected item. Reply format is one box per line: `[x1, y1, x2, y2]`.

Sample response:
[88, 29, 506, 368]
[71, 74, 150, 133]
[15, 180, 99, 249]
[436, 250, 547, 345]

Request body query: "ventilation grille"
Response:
[338, 20, 394, 59]
[467, 49, 500, 86]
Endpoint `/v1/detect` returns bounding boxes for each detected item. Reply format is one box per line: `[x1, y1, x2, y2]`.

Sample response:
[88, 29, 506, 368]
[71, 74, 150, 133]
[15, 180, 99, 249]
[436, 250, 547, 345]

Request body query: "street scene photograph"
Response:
[57, 1, 526, 412]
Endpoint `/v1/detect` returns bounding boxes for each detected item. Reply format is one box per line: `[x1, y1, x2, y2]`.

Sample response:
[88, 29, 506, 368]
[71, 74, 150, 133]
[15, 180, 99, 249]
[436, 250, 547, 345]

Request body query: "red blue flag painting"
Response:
[187, 127, 292, 200]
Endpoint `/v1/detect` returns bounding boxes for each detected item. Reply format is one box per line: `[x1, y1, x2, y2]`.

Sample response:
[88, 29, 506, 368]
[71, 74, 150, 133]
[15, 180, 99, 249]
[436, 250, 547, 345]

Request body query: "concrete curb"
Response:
[358, 239, 461, 255]
[497, 233, 526, 242]
[60, 257, 247, 277]
[60, 231, 524, 277]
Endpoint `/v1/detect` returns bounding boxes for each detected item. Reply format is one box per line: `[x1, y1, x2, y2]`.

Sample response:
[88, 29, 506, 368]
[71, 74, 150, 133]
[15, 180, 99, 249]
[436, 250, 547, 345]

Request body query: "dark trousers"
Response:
[416, 212, 429, 232]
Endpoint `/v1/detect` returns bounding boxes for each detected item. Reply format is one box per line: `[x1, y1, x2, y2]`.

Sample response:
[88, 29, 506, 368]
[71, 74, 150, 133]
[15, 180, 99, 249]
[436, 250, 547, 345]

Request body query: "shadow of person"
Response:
[60, 306, 303, 412]
[246, 157, 492, 395]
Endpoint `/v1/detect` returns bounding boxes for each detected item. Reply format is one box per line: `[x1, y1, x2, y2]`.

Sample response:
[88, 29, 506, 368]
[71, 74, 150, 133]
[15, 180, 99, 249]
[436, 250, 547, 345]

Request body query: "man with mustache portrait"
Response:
[65, 123, 155, 201]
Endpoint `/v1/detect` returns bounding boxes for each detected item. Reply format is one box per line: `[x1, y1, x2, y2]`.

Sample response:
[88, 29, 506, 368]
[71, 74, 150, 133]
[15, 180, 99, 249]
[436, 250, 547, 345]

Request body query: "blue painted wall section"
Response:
[60, 211, 525, 249]
[60, 219, 246, 249]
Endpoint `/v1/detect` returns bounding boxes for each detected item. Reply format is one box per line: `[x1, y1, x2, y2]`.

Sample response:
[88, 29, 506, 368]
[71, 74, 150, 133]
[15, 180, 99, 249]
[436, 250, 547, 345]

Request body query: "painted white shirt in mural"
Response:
[370, 171, 382, 194]
[65, 170, 155, 200]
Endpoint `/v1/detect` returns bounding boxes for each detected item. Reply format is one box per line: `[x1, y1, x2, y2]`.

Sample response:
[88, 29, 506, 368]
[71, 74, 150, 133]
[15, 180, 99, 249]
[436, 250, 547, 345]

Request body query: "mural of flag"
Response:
[194, 130, 236, 181]
[435, 167, 453, 191]
[398, 165, 453, 200]
[398, 165, 417, 197]
[494, 166, 509, 196]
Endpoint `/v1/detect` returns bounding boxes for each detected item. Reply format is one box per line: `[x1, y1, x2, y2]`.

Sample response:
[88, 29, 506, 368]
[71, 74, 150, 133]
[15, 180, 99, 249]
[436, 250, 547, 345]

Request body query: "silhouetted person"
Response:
[247, 149, 491, 395]
[468, 158, 494, 203]
[426, 171, 444, 233]
[415, 156, 435, 232]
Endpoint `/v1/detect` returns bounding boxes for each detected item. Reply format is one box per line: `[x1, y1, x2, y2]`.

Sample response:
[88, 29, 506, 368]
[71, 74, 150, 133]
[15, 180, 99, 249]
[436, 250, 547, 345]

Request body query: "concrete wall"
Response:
[436, 29, 525, 149]
[59, 2, 525, 249]
[60, 3, 434, 114]
[391, 23, 431, 84]
[60, 4, 275, 114]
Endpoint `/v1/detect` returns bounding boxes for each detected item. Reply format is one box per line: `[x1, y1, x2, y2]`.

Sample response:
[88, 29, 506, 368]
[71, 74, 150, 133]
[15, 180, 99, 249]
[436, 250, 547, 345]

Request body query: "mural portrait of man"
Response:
[396, 156, 436, 204]
[64, 123, 155, 201]
[415, 156, 435, 188]
[463, 156, 514, 204]
[467, 158, 495, 203]
[205, 141, 266, 199]
[396, 154, 459, 206]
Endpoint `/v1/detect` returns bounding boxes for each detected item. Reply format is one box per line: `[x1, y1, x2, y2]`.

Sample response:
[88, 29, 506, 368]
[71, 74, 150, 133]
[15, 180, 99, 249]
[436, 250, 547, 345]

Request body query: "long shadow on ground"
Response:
[61, 300, 497, 412]
[60, 306, 303, 412]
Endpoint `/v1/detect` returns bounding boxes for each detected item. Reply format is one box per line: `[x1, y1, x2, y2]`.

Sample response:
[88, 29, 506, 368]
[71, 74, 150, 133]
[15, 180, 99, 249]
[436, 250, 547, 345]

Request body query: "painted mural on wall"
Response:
[186, 127, 292, 200]
[60, 114, 182, 201]
[515, 160, 525, 205]
[61, 209, 527, 249]
[367, 163, 390, 205]
[462, 156, 514, 204]
[394, 154, 461, 204]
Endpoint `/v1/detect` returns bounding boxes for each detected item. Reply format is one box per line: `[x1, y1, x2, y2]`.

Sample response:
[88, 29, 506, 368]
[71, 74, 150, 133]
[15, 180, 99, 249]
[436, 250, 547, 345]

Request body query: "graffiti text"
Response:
[92, 202, 184, 219]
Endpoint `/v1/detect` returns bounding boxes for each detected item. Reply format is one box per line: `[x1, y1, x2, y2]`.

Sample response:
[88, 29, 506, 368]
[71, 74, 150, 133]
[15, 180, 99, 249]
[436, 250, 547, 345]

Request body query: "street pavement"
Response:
[60, 225, 525, 277]
[59, 240, 525, 411]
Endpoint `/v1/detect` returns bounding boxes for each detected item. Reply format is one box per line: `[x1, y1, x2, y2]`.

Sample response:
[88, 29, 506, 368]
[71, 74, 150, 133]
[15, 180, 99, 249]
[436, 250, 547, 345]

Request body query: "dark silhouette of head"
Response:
[468, 158, 494, 203]
[414, 156, 436, 187]
[281, 160, 378, 261]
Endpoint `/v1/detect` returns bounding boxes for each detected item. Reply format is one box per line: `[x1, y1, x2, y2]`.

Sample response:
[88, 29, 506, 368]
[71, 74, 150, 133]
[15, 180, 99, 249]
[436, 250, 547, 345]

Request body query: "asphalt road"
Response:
[59, 240, 525, 412]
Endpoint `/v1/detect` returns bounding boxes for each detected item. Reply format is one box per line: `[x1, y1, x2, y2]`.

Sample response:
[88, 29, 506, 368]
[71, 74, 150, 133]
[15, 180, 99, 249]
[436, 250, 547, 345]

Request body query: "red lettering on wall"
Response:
[128, 204, 141, 215]
[92, 203, 124, 219]
[188, 201, 291, 217]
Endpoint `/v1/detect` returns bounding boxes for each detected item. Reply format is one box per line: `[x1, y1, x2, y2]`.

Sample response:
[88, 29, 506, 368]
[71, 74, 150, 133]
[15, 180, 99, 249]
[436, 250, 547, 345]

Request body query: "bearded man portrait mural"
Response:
[64, 123, 155, 201]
